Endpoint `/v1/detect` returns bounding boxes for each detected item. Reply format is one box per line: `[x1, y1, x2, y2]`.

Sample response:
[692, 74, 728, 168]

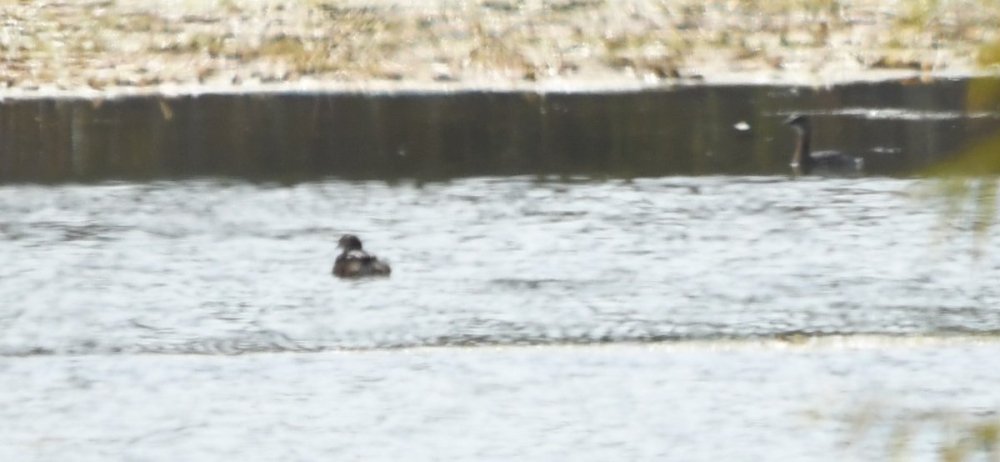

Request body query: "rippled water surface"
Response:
[2, 176, 999, 460]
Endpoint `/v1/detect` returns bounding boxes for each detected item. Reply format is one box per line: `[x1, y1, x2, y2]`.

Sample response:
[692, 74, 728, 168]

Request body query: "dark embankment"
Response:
[1, 78, 998, 182]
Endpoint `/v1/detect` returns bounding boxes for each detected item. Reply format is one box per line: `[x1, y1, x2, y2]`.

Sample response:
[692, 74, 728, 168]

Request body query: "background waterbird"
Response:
[785, 114, 865, 176]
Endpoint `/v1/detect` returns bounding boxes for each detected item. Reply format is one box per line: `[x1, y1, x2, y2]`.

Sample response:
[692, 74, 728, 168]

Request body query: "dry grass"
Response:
[845, 404, 1000, 462]
[1, 0, 999, 92]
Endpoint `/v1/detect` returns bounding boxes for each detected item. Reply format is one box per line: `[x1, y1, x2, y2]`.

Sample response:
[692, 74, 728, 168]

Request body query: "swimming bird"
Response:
[784, 115, 864, 175]
[333, 234, 391, 278]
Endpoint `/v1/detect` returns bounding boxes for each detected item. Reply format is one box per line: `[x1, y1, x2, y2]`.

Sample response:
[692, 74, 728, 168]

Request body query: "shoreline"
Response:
[0, 69, 992, 101]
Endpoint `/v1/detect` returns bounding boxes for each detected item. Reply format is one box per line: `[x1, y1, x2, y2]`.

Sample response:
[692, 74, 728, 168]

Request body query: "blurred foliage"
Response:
[847, 405, 1000, 462]
[926, 37, 1000, 245]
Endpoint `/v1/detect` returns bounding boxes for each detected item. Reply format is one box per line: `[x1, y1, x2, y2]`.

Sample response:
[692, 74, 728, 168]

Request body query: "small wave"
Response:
[489, 278, 568, 289]
[3, 330, 1000, 357]
[0, 221, 130, 242]
[780, 108, 1000, 121]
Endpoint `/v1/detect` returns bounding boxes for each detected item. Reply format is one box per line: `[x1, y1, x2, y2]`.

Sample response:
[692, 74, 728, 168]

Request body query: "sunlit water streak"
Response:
[1, 176, 998, 460]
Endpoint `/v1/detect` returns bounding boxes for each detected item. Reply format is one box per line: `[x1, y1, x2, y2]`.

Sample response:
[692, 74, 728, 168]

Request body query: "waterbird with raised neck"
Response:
[784, 114, 864, 176]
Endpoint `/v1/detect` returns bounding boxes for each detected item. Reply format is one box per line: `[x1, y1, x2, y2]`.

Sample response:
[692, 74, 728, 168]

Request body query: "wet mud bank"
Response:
[1, 78, 997, 182]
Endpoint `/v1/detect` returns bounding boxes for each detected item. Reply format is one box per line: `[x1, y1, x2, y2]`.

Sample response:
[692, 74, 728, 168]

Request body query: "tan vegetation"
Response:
[846, 404, 1000, 462]
[1, 0, 999, 94]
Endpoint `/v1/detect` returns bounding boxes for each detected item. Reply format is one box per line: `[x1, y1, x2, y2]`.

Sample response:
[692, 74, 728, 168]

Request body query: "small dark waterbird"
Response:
[333, 234, 391, 278]
[784, 115, 864, 175]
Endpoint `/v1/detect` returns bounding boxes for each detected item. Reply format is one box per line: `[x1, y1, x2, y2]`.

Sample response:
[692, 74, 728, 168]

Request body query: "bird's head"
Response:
[337, 234, 363, 251]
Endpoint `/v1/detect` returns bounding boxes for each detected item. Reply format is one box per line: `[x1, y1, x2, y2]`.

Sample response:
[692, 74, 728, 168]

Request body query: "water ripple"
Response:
[0, 176, 997, 357]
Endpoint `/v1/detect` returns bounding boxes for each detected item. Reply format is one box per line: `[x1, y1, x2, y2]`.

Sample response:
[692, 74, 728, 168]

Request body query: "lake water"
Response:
[2, 176, 999, 460]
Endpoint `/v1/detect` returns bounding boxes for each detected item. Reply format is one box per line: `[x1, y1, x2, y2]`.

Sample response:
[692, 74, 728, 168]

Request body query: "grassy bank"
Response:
[1, 0, 999, 96]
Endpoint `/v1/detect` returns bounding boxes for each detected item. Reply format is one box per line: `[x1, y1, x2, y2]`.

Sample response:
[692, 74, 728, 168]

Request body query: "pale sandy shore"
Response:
[1, 0, 999, 98]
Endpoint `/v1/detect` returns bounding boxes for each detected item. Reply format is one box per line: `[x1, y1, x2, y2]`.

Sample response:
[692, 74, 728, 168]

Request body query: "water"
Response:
[2, 176, 999, 460]
[5, 80, 1000, 182]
